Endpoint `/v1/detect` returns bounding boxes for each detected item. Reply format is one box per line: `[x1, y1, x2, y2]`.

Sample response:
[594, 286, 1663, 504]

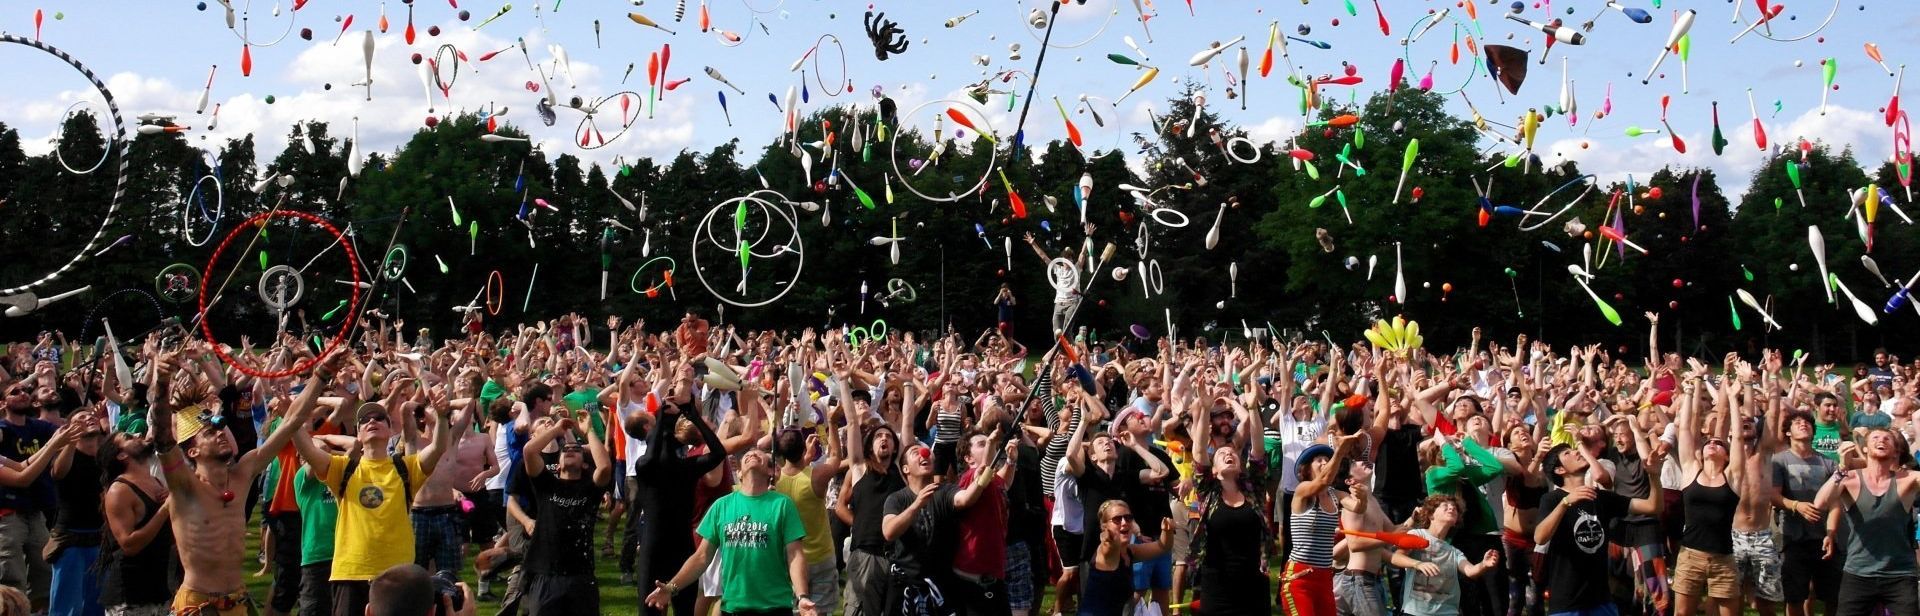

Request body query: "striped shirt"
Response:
[1287, 490, 1339, 568]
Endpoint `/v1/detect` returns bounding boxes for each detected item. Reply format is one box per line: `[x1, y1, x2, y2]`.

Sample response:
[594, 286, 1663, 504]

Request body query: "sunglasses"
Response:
[360, 414, 390, 425]
[4, 389, 26, 396]
[1106, 514, 1134, 525]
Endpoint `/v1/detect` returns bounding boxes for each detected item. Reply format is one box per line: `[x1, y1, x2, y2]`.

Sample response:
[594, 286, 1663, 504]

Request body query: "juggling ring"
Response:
[1516, 174, 1600, 232]
[1018, 0, 1117, 49]
[629, 256, 678, 298]
[199, 210, 363, 379]
[889, 99, 1001, 203]
[182, 174, 224, 247]
[1135, 222, 1152, 259]
[257, 265, 304, 311]
[484, 270, 504, 316]
[1400, 9, 1479, 96]
[1224, 136, 1263, 164]
[846, 320, 887, 348]
[1733, 0, 1839, 43]
[156, 263, 200, 304]
[1072, 94, 1126, 159]
[1148, 206, 1191, 228]
[571, 90, 644, 151]
[55, 100, 112, 175]
[691, 194, 806, 308]
[808, 34, 851, 97]
[1148, 259, 1166, 295]
[1047, 258, 1079, 292]
[884, 278, 917, 303]
[431, 44, 460, 95]
[381, 245, 409, 281]
[0, 34, 129, 297]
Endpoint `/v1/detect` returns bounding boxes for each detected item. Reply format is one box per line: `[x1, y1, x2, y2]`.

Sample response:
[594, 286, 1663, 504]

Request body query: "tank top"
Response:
[1843, 476, 1919, 577]
[1078, 556, 1134, 616]
[486, 427, 510, 491]
[1286, 490, 1338, 568]
[774, 466, 835, 565]
[1680, 470, 1737, 555]
[1206, 498, 1266, 573]
[98, 478, 171, 607]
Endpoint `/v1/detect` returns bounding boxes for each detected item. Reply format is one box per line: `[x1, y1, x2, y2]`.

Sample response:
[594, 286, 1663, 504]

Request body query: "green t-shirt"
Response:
[695, 490, 806, 612]
[1813, 420, 1844, 462]
[294, 466, 339, 566]
[561, 390, 608, 440]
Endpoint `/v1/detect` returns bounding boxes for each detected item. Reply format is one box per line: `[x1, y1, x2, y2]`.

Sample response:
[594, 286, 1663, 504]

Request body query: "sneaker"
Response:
[619, 572, 635, 585]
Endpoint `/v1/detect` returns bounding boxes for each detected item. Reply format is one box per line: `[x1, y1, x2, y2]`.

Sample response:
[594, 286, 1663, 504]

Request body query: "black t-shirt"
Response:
[1600, 447, 1660, 545]
[1374, 423, 1426, 505]
[54, 451, 103, 531]
[525, 471, 606, 576]
[1006, 443, 1046, 545]
[1118, 445, 1175, 534]
[884, 483, 957, 579]
[1074, 463, 1136, 563]
[847, 468, 905, 554]
[1538, 488, 1631, 613]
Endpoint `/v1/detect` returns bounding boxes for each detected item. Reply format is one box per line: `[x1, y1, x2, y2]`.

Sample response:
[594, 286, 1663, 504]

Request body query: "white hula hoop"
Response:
[1149, 206, 1190, 228]
[890, 98, 1000, 203]
[690, 193, 806, 308]
[182, 174, 224, 247]
[1225, 136, 1263, 164]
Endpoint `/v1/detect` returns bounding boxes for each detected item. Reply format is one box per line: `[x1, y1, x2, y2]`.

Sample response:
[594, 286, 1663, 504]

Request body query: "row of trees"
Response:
[0, 87, 1911, 360]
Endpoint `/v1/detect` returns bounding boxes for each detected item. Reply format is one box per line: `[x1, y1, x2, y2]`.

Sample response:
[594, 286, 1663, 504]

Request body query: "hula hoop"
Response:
[484, 270, 504, 316]
[432, 44, 460, 95]
[1224, 135, 1263, 164]
[1400, 10, 1479, 96]
[1, 34, 128, 297]
[257, 264, 304, 311]
[1019, 0, 1117, 49]
[1135, 222, 1152, 259]
[1733, 0, 1840, 43]
[224, 0, 300, 47]
[54, 100, 111, 175]
[1148, 259, 1165, 294]
[630, 256, 678, 297]
[1517, 174, 1599, 232]
[1047, 258, 1078, 291]
[571, 90, 643, 150]
[182, 174, 224, 247]
[740, 0, 786, 14]
[1149, 206, 1191, 228]
[381, 245, 409, 281]
[199, 210, 362, 379]
[809, 34, 850, 97]
[78, 288, 165, 344]
[890, 99, 1001, 203]
[691, 194, 806, 307]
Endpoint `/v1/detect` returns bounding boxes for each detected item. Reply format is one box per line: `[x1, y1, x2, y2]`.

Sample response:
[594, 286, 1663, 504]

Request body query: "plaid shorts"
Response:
[1005, 541, 1034, 611]
[411, 505, 465, 576]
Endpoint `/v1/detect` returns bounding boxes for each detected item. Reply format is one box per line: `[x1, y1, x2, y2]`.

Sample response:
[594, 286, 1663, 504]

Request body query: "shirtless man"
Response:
[147, 350, 332, 615]
[1727, 361, 1786, 616]
[409, 389, 488, 578]
[1334, 458, 1391, 616]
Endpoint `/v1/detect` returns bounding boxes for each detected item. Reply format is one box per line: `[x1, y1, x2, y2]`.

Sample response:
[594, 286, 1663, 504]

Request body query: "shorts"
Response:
[170, 587, 257, 616]
[1730, 530, 1784, 603]
[330, 581, 369, 616]
[1781, 538, 1842, 604]
[844, 549, 891, 616]
[526, 572, 601, 616]
[1171, 510, 1196, 565]
[1051, 527, 1084, 569]
[700, 553, 724, 597]
[610, 461, 628, 500]
[410, 504, 466, 575]
[1547, 604, 1620, 616]
[1672, 547, 1739, 600]
[104, 605, 169, 616]
[803, 558, 841, 615]
[1132, 546, 1173, 591]
[1004, 541, 1034, 611]
[1333, 571, 1384, 616]
[299, 562, 333, 616]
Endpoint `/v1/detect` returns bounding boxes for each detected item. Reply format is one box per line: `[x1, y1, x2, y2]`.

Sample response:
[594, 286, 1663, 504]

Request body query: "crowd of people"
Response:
[0, 307, 1910, 616]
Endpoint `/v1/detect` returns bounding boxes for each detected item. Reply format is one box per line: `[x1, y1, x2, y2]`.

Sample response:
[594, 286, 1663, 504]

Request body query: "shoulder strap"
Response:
[336, 451, 363, 500]
[336, 450, 414, 509]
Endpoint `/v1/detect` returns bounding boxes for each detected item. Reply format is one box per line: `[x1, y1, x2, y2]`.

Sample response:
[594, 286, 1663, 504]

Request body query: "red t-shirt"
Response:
[953, 467, 1008, 577]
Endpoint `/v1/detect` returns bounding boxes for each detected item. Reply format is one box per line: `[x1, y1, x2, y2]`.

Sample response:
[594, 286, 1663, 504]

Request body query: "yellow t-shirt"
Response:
[325, 453, 425, 581]
[773, 467, 834, 565]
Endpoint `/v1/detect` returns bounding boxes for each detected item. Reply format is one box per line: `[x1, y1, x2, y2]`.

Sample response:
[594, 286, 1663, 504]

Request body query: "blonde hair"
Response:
[1096, 499, 1131, 524]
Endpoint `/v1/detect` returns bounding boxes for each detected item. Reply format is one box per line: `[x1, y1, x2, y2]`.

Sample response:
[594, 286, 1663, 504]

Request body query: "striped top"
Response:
[1287, 490, 1339, 568]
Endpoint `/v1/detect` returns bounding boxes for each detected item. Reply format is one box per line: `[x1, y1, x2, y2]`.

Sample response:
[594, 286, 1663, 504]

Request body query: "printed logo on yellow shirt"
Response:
[358, 485, 387, 509]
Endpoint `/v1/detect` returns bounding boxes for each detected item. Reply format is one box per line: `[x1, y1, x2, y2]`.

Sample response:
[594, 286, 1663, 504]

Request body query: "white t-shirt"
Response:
[1280, 410, 1328, 493]
[1053, 262, 1082, 304]
[622, 401, 648, 478]
[1052, 470, 1084, 533]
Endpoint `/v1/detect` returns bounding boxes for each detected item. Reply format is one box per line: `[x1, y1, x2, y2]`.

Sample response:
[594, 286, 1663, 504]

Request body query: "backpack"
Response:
[336, 449, 414, 510]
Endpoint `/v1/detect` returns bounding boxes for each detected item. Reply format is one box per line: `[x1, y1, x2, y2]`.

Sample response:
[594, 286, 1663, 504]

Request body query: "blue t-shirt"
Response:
[0, 418, 59, 512]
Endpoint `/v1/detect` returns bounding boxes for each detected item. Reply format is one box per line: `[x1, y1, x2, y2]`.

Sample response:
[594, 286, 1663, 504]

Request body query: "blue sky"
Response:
[4, 0, 1917, 201]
